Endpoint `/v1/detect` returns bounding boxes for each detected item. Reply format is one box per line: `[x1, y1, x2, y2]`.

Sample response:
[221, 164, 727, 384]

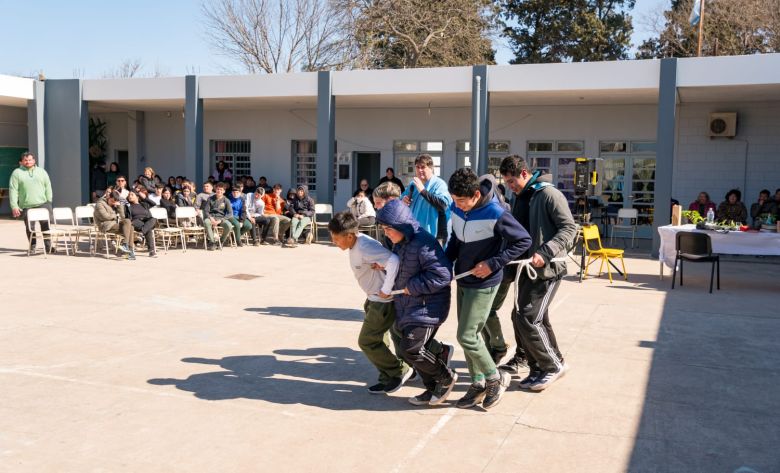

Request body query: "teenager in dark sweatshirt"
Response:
[445, 168, 531, 410]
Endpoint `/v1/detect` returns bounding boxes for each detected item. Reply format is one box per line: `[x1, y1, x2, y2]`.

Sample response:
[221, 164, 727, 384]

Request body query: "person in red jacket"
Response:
[688, 192, 716, 218]
[261, 184, 291, 244]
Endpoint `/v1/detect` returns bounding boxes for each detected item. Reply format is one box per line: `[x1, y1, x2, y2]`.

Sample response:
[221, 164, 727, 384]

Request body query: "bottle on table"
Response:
[706, 208, 715, 224]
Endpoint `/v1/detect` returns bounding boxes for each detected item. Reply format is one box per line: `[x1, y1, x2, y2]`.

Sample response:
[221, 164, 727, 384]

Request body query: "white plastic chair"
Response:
[313, 203, 333, 243]
[26, 208, 72, 257]
[610, 208, 639, 248]
[175, 206, 207, 249]
[150, 206, 185, 253]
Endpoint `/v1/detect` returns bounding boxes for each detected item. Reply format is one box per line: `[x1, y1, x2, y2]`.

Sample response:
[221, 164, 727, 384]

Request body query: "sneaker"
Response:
[368, 383, 386, 394]
[518, 369, 543, 389]
[529, 364, 568, 392]
[455, 383, 487, 409]
[384, 368, 415, 394]
[482, 371, 511, 409]
[499, 356, 529, 375]
[127, 252, 136, 261]
[440, 342, 455, 368]
[149, 251, 158, 258]
[429, 371, 458, 406]
[253, 241, 260, 247]
[119, 244, 131, 254]
[407, 369, 417, 382]
[491, 346, 508, 365]
[408, 390, 434, 406]
[206, 243, 215, 251]
[260, 240, 270, 246]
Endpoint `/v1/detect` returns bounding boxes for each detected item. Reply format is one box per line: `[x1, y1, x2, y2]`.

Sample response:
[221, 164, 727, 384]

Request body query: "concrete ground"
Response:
[0, 218, 778, 473]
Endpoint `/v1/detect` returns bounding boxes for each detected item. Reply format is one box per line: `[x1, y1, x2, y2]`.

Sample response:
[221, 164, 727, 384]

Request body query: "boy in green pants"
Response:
[329, 211, 413, 394]
[446, 168, 531, 409]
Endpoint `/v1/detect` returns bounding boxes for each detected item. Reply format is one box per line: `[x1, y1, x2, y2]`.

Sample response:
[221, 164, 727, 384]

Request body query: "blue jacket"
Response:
[376, 199, 453, 330]
[446, 175, 532, 289]
[228, 194, 248, 219]
[401, 175, 452, 241]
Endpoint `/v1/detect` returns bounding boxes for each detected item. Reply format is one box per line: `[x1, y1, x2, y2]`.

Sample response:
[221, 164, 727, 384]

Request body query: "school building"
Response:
[1, 54, 779, 252]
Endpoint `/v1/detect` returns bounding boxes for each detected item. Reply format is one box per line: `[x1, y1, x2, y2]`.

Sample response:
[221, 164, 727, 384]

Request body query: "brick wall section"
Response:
[674, 101, 780, 208]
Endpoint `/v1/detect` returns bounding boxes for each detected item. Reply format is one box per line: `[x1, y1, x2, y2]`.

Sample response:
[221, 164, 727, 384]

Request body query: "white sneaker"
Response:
[529, 364, 568, 391]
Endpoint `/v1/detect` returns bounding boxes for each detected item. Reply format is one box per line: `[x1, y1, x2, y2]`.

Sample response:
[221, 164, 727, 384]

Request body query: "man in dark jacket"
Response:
[500, 156, 577, 391]
[203, 182, 236, 250]
[376, 199, 458, 407]
[287, 185, 315, 246]
[90, 160, 108, 203]
[446, 169, 532, 410]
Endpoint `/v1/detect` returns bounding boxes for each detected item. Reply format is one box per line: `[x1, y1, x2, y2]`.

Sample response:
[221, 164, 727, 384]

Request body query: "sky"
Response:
[1, 0, 668, 79]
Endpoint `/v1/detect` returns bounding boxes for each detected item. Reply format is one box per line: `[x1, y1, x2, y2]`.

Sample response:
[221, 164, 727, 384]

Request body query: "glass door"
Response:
[599, 141, 656, 238]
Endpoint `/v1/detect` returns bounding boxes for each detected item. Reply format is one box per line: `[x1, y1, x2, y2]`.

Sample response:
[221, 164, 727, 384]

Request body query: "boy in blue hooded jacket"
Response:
[376, 199, 458, 406]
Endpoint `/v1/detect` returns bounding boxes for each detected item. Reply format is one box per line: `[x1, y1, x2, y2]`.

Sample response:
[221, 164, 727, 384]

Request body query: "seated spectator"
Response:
[140, 168, 157, 193]
[355, 179, 374, 205]
[377, 167, 405, 193]
[750, 189, 776, 227]
[284, 188, 297, 220]
[228, 185, 253, 247]
[717, 189, 748, 223]
[244, 176, 257, 194]
[147, 183, 164, 206]
[93, 191, 136, 259]
[175, 176, 185, 191]
[246, 188, 271, 246]
[774, 188, 780, 210]
[203, 182, 235, 251]
[212, 160, 233, 183]
[159, 187, 178, 220]
[195, 181, 214, 213]
[287, 184, 315, 246]
[176, 185, 195, 207]
[262, 184, 291, 244]
[114, 175, 130, 206]
[688, 192, 716, 218]
[126, 191, 158, 258]
[372, 181, 402, 211]
[258, 176, 273, 193]
[154, 175, 164, 187]
[167, 176, 177, 190]
[136, 187, 158, 209]
[347, 190, 376, 227]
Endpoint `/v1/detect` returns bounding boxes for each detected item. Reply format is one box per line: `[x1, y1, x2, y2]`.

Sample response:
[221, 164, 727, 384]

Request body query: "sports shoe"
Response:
[127, 251, 136, 261]
[499, 356, 529, 375]
[429, 371, 458, 406]
[490, 346, 508, 365]
[384, 368, 415, 394]
[119, 244, 131, 254]
[455, 383, 487, 409]
[407, 369, 418, 382]
[529, 364, 568, 391]
[440, 342, 455, 368]
[482, 371, 511, 410]
[408, 390, 433, 406]
[518, 369, 543, 389]
[149, 251, 158, 258]
[367, 383, 386, 394]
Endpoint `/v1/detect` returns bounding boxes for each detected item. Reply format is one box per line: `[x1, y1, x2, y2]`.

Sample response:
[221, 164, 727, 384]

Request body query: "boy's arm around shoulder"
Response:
[486, 211, 531, 271]
[406, 240, 452, 296]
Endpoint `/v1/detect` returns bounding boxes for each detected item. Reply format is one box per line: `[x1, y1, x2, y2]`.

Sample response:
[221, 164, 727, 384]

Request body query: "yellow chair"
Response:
[582, 225, 627, 283]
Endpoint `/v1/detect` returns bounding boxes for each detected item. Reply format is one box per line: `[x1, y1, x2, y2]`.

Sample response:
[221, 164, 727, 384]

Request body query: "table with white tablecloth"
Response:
[658, 224, 780, 273]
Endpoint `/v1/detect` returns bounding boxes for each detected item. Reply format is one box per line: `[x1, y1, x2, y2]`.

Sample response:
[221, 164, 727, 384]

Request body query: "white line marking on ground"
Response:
[390, 407, 456, 473]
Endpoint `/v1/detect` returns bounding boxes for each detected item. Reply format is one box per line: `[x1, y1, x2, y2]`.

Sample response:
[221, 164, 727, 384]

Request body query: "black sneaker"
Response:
[408, 390, 434, 406]
[368, 383, 386, 394]
[482, 371, 511, 410]
[429, 371, 458, 406]
[384, 368, 415, 394]
[499, 357, 528, 375]
[518, 369, 542, 389]
[207, 243, 215, 251]
[407, 369, 418, 382]
[455, 383, 487, 409]
[149, 251, 158, 258]
[491, 346, 508, 365]
[440, 342, 455, 368]
[529, 364, 568, 391]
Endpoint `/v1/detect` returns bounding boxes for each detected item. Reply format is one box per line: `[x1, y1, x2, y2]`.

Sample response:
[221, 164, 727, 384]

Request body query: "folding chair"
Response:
[150, 207, 186, 253]
[610, 208, 638, 248]
[52, 207, 92, 255]
[74, 205, 97, 254]
[582, 224, 627, 283]
[672, 231, 720, 293]
[358, 223, 378, 239]
[26, 208, 72, 257]
[313, 203, 333, 242]
[175, 206, 207, 250]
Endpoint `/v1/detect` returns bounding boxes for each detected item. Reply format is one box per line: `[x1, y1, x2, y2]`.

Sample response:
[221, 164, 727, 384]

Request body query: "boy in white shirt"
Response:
[329, 211, 413, 394]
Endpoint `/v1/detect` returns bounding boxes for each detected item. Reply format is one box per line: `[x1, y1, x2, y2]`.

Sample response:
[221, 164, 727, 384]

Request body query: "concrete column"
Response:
[44, 79, 88, 207]
[185, 75, 204, 187]
[27, 81, 45, 168]
[652, 58, 678, 256]
[127, 111, 145, 181]
[471, 65, 489, 175]
[316, 71, 335, 205]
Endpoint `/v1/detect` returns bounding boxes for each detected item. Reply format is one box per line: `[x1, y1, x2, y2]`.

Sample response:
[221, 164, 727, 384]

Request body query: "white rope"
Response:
[506, 257, 568, 313]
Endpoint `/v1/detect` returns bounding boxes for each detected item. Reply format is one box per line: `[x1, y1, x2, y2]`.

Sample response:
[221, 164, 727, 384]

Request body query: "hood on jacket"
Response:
[376, 199, 419, 240]
[476, 174, 498, 209]
[296, 184, 309, 197]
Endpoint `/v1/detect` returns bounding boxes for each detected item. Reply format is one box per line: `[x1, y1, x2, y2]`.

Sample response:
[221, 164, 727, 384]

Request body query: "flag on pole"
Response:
[689, 0, 702, 26]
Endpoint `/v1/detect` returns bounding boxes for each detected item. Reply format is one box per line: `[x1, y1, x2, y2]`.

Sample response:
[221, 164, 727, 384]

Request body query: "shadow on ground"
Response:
[627, 262, 780, 472]
[148, 347, 427, 411]
[245, 306, 364, 321]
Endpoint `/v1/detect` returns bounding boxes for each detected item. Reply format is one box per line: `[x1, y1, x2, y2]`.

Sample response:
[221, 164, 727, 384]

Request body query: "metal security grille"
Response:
[211, 140, 251, 181]
[393, 140, 443, 184]
[456, 140, 510, 183]
[292, 140, 337, 194]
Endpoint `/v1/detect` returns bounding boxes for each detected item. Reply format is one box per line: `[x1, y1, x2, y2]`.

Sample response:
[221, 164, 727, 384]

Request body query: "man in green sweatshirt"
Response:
[9, 152, 53, 253]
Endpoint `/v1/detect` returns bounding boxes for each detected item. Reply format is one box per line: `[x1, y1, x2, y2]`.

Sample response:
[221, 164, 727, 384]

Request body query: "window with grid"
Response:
[292, 140, 337, 194]
[394, 140, 443, 184]
[456, 140, 510, 183]
[527, 140, 585, 208]
[210, 140, 251, 182]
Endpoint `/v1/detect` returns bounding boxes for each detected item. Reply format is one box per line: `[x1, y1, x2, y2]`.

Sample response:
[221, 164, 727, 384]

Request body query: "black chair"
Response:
[671, 232, 720, 293]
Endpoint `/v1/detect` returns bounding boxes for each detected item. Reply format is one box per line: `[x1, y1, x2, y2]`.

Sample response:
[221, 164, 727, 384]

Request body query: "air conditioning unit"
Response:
[708, 112, 737, 138]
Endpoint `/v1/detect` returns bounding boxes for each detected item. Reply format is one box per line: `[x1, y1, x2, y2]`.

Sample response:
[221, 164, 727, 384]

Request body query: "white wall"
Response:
[0, 105, 28, 147]
[144, 112, 185, 182]
[673, 101, 780, 207]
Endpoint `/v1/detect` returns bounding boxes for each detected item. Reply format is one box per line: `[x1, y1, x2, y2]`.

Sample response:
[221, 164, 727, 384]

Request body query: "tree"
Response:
[341, 0, 497, 69]
[102, 58, 143, 79]
[202, 0, 353, 73]
[501, 0, 635, 64]
[636, 0, 780, 58]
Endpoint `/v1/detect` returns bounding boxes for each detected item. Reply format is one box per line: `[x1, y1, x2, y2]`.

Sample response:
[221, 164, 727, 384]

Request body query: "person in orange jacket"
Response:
[261, 184, 291, 244]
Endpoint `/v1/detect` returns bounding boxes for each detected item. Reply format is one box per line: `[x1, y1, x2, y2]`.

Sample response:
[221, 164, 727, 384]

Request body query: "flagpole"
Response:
[697, 0, 706, 56]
